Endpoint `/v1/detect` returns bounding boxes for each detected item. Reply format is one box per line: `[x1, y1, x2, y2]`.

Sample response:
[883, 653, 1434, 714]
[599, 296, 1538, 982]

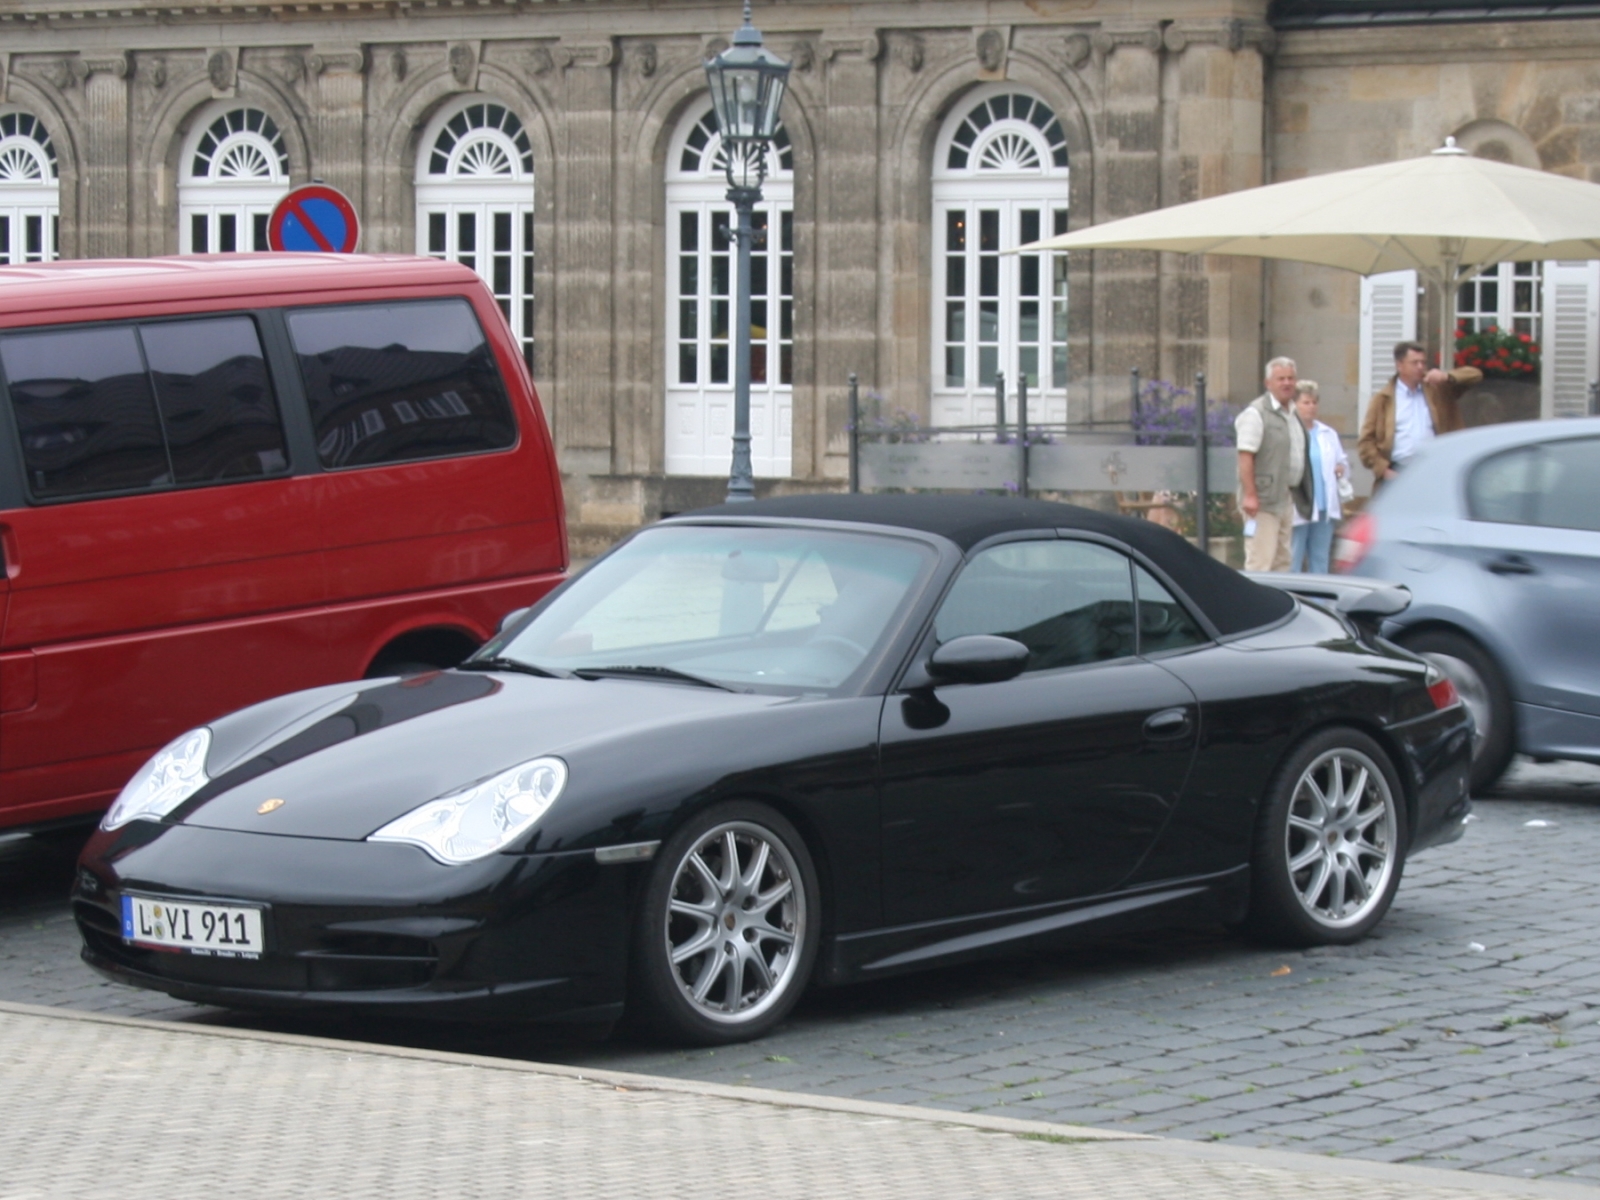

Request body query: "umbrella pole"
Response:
[1438, 241, 1464, 373]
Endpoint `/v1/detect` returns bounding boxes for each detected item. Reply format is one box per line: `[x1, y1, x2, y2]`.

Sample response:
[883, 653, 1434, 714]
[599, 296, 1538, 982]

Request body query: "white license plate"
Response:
[121, 894, 265, 958]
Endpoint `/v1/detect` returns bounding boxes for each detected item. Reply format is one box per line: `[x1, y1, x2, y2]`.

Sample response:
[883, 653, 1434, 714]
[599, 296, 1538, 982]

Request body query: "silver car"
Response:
[1335, 416, 1600, 792]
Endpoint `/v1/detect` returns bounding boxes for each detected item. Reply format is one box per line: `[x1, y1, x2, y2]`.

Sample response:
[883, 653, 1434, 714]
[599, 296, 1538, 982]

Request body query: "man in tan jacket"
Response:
[1358, 340, 1482, 483]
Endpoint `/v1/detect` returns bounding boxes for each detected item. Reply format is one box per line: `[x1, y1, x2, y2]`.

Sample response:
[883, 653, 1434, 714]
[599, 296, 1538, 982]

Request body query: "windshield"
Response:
[493, 524, 936, 693]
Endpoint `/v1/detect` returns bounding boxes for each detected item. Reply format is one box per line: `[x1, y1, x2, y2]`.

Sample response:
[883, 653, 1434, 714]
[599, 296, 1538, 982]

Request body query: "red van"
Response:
[0, 254, 566, 834]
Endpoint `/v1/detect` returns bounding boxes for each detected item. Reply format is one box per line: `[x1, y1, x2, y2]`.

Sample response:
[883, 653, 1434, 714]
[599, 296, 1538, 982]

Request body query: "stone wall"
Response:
[8, 0, 1591, 539]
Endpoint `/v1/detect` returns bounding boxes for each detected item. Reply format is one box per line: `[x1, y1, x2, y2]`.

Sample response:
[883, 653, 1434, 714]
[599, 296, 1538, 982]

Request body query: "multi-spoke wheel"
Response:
[1245, 728, 1408, 946]
[631, 803, 819, 1044]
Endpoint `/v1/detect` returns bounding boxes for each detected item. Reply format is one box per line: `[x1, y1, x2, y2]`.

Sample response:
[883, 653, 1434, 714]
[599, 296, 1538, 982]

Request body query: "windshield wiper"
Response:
[459, 656, 574, 680]
[573, 664, 736, 691]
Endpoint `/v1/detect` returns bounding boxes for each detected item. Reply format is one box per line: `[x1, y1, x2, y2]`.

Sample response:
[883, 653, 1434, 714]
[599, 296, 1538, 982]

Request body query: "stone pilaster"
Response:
[309, 46, 366, 208]
[813, 31, 880, 479]
[78, 53, 131, 258]
[552, 38, 617, 464]
[1163, 20, 1272, 404]
[1090, 23, 1162, 422]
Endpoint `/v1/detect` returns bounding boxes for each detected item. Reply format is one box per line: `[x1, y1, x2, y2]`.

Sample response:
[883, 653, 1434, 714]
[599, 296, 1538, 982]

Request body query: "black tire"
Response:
[363, 660, 443, 680]
[1244, 727, 1409, 947]
[1399, 629, 1514, 795]
[630, 802, 820, 1046]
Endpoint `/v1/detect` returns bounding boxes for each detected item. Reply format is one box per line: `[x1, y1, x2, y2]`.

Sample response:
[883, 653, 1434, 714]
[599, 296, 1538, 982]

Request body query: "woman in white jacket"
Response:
[1290, 381, 1349, 574]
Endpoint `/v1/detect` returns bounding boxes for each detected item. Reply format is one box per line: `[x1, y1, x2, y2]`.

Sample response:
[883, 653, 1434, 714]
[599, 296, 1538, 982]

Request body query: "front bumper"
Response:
[73, 822, 639, 1021]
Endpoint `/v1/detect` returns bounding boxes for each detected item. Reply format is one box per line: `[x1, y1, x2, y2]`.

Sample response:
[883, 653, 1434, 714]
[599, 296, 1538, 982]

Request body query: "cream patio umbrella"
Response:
[1019, 139, 1600, 366]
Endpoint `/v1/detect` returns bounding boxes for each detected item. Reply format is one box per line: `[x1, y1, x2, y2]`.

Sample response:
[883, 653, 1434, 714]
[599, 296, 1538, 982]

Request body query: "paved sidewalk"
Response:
[1, 1002, 1595, 1200]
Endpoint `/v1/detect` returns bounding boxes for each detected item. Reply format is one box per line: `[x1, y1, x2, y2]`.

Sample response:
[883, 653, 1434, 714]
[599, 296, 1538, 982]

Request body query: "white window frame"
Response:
[0, 109, 60, 264]
[931, 86, 1070, 430]
[416, 98, 536, 368]
[664, 105, 794, 479]
[178, 105, 290, 254]
[1458, 261, 1542, 340]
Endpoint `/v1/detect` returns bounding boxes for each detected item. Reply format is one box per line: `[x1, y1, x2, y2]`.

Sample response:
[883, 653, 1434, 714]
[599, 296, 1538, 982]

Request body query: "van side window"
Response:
[142, 317, 289, 483]
[287, 298, 517, 469]
[1, 325, 171, 499]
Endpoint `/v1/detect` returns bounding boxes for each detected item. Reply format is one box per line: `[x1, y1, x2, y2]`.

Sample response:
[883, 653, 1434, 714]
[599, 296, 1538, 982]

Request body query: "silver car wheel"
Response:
[1419, 651, 1490, 758]
[664, 820, 807, 1026]
[1285, 748, 1399, 930]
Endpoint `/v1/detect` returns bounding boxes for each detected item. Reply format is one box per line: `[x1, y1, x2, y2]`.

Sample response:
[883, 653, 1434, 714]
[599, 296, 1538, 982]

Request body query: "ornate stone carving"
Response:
[895, 35, 924, 73]
[145, 57, 167, 89]
[975, 28, 1006, 72]
[389, 48, 407, 81]
[820, 33, 880, 62]
[556, 40, 615, 69]
[1165, 20, 1257, 53]
[206, 49, 234, 91]
[1062, 33, 1092, 69]
[1091, 24, 1163, 59]
[45, 59, 78, 90]
[789, 40, 815, 72]
[529, 46, 555, 76]
[633, 43, 656, 78]
[448, 41, 475, 85]
[702, 36, 729, 60]
[75, 53, 130, 82]
[309, 46, 365, 76]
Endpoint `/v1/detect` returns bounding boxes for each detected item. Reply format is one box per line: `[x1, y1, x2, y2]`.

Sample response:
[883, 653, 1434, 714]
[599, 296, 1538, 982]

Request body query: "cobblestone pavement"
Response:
[2, 1003, 1595, 1200]
[4, 759, 1599, 1186]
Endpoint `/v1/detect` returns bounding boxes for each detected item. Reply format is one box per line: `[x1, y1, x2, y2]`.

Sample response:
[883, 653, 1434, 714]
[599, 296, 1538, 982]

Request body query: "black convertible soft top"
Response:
[681, 493, 1293, 637]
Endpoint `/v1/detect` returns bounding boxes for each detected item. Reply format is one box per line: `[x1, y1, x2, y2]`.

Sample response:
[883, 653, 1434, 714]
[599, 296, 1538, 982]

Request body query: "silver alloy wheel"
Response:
[1419, 651, 1490, 758]
[664, 820, 806, 1026]
[1284, 747, 1399, 930]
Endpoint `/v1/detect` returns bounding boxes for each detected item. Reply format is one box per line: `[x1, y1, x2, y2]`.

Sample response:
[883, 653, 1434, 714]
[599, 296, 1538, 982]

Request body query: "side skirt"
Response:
[817, 865, 1250, 986]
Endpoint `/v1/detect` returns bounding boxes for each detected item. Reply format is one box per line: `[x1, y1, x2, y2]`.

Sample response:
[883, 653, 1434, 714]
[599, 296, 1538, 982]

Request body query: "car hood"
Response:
[173, 669, 791, 841]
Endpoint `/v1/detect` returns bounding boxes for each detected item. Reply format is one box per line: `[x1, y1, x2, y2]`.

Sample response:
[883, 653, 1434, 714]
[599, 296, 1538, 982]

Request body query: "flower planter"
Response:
[1460, 378, 1541, 428]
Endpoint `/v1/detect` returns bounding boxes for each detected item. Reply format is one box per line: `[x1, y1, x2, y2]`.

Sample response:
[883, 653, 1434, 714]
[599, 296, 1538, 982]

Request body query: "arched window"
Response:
[664, 105, 794, 478]
[931, 88, 1070, 427]
[0, 110, 60, 263]
[416, 100, 535, 367]
[179, 106, 290, 253]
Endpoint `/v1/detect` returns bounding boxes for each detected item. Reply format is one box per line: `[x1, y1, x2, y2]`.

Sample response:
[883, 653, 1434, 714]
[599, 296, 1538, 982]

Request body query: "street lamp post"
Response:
[704, 2, 789, 503]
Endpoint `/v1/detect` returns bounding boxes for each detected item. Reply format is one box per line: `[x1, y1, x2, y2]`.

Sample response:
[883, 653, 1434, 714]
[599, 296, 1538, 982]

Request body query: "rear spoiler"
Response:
[1246, 572, 1412, 640]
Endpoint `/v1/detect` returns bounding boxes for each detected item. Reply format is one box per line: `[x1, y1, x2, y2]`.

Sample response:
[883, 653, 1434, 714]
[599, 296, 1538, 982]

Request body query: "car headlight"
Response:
[368, 756, 568, 865]
[102, 728, 212, 830]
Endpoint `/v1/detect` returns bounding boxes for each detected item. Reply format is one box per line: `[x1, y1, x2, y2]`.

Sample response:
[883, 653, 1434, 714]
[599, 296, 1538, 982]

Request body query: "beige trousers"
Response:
[1244, 502, 1295, 572]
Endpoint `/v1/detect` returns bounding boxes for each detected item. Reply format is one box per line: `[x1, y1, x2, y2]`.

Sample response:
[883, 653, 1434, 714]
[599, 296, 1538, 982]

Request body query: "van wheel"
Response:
[1244, 728, 1407, 947]
[1399, 630, 1513, 794]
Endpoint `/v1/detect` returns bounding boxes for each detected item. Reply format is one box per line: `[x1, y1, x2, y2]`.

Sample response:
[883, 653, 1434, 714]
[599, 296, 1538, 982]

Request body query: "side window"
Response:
[935, 539, 1137, 673]
[1530, 438, 1600, 533]
[1467, 447, 1539, 525]
[141, 317, 288, 483]
[287, 298, 517, 469]
[1134, 566, 1206, 654]
[1, 325, 170, 499]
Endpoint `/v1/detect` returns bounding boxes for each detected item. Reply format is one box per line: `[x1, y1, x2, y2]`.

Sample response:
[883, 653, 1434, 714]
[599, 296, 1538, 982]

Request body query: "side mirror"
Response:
[926, 635, 1030, 685]
[497, 607, 531, 636]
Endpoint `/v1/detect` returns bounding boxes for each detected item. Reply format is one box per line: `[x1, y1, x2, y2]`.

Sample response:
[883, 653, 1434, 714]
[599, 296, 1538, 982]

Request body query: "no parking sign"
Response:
[267, 184, 361, 253]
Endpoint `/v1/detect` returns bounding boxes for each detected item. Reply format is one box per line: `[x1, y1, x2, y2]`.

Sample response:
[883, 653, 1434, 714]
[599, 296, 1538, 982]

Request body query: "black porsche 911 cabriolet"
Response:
[74, 495, 1473, 1044]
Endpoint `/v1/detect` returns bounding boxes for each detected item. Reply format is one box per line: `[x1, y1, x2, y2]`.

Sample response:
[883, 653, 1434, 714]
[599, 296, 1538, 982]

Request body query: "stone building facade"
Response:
[1, 0, 1597, 548]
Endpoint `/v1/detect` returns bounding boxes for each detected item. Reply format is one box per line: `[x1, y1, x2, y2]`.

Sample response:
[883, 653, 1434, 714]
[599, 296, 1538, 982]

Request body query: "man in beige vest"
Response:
[1236, 357, 1313, 572]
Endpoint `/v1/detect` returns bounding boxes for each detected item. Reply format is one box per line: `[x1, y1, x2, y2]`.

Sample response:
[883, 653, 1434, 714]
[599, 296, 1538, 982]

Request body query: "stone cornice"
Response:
[1274, 14, 1600, 64]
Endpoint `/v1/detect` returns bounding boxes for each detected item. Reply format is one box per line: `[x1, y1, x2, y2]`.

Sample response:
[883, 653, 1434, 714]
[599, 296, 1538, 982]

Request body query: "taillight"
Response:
[1425, 664, 1460, 710]
[1333, 511, 1375, 574]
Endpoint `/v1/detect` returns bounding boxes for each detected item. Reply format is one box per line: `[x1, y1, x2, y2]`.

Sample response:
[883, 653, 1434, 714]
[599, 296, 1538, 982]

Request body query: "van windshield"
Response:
[490, 525, 935, 694]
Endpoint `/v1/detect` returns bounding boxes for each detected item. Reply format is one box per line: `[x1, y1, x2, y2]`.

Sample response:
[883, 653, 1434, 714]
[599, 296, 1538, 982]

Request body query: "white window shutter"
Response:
[1358, 270, 1417, 429]
[1540, 261, 1600, 420]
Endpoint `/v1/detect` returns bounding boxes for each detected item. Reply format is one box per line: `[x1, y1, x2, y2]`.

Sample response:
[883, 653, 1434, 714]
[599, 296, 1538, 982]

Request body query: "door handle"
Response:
[1486, 554, 1536, 576]
[1143, 707, 1191, 739]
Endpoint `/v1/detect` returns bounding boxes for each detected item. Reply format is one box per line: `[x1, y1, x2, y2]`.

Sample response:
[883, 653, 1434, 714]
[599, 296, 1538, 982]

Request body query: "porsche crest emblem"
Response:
[257, 798, 286, 815]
